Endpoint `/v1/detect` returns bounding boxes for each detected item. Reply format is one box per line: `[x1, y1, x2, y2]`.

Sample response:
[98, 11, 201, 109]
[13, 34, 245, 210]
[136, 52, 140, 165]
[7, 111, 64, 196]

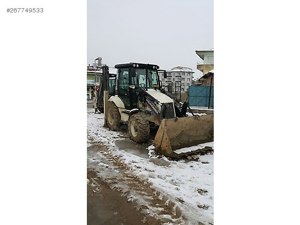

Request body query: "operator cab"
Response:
[115, 63, 161, 109]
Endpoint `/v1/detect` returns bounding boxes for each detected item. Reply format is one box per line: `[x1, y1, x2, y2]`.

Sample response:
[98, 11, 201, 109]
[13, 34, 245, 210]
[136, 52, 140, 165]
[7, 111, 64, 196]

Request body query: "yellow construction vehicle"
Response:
[102, 63, 213, 158]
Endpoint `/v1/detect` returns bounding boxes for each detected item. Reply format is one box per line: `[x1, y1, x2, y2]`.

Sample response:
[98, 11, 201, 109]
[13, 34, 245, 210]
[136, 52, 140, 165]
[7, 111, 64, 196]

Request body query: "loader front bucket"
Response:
[153, 114, 213, 158]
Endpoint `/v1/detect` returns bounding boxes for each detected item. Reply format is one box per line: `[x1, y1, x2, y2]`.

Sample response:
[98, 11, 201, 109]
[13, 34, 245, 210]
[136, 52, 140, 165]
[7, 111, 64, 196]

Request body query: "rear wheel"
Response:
[128, 114, 150, 143]
[106, 101, 121, 130]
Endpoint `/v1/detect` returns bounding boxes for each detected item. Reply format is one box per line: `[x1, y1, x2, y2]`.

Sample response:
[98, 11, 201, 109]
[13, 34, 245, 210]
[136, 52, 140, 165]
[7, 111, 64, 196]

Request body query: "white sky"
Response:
[87, 0, 213, 79]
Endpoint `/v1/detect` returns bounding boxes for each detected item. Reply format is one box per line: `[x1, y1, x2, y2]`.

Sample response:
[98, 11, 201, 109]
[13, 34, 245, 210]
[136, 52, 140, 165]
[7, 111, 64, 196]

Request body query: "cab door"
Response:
[118, 68, 131, 109]
[129, 68, 138, 108]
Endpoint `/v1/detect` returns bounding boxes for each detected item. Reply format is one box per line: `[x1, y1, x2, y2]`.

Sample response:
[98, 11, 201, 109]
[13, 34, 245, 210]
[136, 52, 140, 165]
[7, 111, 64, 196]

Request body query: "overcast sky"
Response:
[87, 0, 213, 79]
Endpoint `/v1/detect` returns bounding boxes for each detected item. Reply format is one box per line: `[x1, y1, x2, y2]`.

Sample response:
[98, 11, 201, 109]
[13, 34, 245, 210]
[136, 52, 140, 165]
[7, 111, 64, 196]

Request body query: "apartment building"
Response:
[159, 66, 194, 94]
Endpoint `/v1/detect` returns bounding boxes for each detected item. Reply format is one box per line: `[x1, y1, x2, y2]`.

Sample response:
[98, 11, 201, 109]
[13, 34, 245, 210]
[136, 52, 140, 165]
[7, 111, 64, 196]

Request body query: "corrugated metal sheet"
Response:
[188, 85, 214, 108]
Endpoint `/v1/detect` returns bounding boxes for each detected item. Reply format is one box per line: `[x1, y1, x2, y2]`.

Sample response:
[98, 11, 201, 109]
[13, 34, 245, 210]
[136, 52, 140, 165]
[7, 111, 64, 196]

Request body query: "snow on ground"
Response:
[87, 111, 120, 147]
[189, 106, 213, 111]
[172, 142, 213, 155]
[87, 108, 214, 225]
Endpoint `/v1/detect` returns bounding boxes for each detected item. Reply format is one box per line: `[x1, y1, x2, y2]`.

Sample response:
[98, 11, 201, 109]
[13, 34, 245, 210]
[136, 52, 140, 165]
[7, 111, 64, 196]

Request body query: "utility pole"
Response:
[207, 74, 213, 109]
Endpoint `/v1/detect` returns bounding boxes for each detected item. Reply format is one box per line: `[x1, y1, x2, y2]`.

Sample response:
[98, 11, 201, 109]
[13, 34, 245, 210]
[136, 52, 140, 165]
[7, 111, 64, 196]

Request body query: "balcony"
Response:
[197, 63, 214, 75]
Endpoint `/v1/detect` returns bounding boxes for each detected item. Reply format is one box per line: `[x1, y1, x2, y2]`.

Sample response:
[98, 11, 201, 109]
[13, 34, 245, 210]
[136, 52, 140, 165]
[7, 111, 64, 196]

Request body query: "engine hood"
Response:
[146, 89, 174, 104]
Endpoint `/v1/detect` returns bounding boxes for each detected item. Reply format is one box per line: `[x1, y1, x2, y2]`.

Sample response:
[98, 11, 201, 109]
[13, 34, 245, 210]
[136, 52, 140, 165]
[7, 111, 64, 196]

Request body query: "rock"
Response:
[192, 155, 200, 160]
[149, 158, 171, 167]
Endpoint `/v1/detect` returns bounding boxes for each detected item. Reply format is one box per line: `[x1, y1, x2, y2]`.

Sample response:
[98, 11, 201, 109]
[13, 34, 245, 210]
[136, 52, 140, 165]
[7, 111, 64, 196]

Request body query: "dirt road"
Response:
[87, 144, 188, 225]
[88, 170, 158, 225]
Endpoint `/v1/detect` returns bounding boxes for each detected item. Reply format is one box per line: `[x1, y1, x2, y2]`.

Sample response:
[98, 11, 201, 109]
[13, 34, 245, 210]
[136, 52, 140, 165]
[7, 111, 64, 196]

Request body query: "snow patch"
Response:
[174, 142, 214, 154]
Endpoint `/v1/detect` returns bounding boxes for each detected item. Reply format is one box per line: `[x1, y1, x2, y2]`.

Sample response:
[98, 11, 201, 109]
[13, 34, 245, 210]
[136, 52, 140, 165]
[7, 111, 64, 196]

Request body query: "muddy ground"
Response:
[87, 144, 186, 225]
[87, 106, 209, 225]
[87, 169, 160, 225]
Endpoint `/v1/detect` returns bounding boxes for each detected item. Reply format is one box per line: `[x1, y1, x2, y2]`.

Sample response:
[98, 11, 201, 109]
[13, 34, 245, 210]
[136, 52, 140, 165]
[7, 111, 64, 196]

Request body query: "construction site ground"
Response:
[87, 107, 214, 225]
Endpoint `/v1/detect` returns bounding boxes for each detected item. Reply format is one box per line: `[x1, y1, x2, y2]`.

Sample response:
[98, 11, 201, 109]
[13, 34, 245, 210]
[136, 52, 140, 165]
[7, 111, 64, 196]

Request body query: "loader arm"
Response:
[137, 89, 161, 115]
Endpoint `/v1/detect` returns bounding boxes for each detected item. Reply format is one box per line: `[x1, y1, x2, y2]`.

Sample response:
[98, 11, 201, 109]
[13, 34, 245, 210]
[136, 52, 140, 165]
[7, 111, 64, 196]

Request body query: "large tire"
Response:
[106, 101, 121, 131]
[128, 114, 150, 143]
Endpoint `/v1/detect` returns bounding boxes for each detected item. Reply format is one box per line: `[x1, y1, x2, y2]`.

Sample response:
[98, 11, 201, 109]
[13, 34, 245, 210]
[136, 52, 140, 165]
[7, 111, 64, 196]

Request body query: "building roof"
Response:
[199, 69, 214, 79]
[168, 66, 194, 73]
[195, 50, 214, 60]
[87, 70, 102, 74]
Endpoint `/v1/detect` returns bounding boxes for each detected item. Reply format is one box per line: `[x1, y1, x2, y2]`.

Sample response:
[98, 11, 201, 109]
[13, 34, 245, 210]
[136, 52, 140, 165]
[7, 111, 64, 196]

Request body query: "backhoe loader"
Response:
[102, 63, 213, 158]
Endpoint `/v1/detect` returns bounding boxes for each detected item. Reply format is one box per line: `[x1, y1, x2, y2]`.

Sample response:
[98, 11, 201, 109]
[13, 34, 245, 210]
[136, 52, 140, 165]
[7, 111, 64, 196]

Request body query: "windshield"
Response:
[134, 68, 159, 89]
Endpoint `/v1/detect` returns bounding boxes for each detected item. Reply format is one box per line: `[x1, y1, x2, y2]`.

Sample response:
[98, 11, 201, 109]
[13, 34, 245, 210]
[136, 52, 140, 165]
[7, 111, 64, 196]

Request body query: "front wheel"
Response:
[128, 114, 150, 143]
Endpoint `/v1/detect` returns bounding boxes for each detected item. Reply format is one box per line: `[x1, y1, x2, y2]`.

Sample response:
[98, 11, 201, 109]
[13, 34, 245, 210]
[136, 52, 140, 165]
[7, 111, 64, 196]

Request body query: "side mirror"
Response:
[163, 71, 167, 79]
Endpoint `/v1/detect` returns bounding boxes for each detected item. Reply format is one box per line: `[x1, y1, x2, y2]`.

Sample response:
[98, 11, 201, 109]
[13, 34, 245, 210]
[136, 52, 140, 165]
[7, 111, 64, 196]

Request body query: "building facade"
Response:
[87, 66, 101, 100]
[196, 50, 214, 75]
[159, 66, 194, 95]
[87, 57, 103, 100]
